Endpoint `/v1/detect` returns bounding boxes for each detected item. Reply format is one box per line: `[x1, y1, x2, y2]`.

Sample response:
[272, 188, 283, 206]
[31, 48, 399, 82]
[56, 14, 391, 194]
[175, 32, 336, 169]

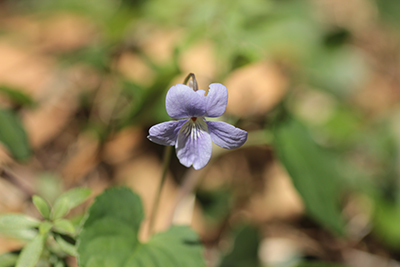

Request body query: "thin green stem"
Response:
[148, 145, 172, 236]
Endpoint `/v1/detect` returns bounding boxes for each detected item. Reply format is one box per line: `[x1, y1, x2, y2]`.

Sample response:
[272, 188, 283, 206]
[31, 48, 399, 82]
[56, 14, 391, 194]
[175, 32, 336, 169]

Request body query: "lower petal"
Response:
[176, 119, 212, 170]
[206, 121, 248, 149]
[148, 120, 187, 146]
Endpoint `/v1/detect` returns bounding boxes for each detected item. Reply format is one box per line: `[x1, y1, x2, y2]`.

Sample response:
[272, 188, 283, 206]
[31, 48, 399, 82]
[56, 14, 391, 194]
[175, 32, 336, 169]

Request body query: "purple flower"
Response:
[148, 83, 248, 170]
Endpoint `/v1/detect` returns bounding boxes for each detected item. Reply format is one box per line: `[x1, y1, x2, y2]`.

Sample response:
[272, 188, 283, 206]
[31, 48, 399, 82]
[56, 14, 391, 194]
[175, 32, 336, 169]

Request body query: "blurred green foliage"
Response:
[0, 109, 31, 161]
[219, 225, 262, 267]
[274, 117, 345, 235]
[1, 0, 400, 265]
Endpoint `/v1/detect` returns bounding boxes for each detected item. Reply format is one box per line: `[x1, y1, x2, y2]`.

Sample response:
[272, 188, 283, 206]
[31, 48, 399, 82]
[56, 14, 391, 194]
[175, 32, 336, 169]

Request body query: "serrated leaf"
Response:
[55, 235, 77, 256]
[53, 219, 75, 235]
[16, 233, 45, 267]
[51, 188, 91, 220]
[273, 118, 345, 234]
[0, 108, 31, 161]
[0, 252, 18, 267]
[77, 187, 205, 267]
[32, 195, 51, 219]
[0, 214, 40, 230]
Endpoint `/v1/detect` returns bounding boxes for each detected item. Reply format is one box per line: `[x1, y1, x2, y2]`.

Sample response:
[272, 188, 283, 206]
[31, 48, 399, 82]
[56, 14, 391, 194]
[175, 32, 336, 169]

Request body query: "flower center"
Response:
[191, 117, 197, 122]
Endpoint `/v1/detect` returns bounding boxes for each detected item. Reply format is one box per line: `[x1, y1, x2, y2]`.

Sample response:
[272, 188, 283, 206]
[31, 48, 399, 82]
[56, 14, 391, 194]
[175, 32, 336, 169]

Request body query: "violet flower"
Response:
[148, 83, 248, 170]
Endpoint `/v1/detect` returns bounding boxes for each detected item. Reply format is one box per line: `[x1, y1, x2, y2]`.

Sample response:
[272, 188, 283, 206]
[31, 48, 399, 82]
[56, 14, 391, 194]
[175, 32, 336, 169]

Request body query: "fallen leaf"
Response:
[117, 52, 155, 86]
[225, 61, 288, 117]
[102, 126, 144, 165]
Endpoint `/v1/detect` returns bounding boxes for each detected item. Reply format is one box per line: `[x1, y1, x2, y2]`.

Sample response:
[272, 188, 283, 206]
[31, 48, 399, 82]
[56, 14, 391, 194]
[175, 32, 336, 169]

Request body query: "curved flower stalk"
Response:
[148, 82, 248, 170]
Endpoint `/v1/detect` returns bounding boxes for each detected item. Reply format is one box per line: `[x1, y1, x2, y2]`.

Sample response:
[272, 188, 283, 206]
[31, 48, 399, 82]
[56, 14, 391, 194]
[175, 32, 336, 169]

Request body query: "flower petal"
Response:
[176, 118, 212, 170]
[148, 120, 187, 146]
[206, 121, 248, 149]
[205, 83, 228, 117]
[166, 84, 206, 119]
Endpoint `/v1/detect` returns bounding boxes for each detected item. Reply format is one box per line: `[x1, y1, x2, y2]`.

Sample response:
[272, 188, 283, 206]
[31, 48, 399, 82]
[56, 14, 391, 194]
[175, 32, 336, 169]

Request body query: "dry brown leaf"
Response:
[0, 145, 13, 166]
[0, 41, 53, 97]
[23, 102, 77, 150]
[0, 15, 42, 44]
[117, 52, 155, 86]
[353, 75, 400, 116]
[23, 66, 98, 149]
[61, 133, 100, 186]
[313, 0, 377, 32]
[0, 237, 23, 254]
[343, 249, 400, 267]
[0, 179, 26, 213]
[1, 13, 95, 53]
[102, 126, 144, 165]
[246, 162, 304, 222]
[225, 61, 288, 117]
[0, 41, 95, 149]
[179, 41, 217, 84]
[37, 13, 95, 52]
[140, 28, 182, 65]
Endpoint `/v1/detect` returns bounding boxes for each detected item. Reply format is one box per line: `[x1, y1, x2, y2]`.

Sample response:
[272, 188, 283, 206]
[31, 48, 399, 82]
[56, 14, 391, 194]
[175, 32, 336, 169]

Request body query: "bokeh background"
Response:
[1, 0, 400, 266]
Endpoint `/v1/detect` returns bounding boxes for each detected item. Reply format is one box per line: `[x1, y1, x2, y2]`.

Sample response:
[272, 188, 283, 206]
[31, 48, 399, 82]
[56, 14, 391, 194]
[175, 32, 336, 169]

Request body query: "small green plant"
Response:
[0, 186, 205, 267]
[0, 188, 91, 267]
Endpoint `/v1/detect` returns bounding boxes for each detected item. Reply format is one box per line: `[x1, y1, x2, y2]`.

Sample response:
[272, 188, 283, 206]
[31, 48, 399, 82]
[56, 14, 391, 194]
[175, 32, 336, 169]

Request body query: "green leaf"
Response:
[55, 235, 77, 256]
[0, 252, 18, 267]
[0, 214, 40, 230]
[51, 187, 91, 220]
[53, 219, 76, 235]
[16, 233, 45, 267]
[77, 187, 205, 267]
[32, 195, 51, 219]
[0, 108, 31, 161]
[273, 117, 345, 234]
[59, 187, 92, 209]
[305, 46, 366, 98]
[54, 261, 66, 267]
[0, 85, 34, 107]
[372, 196, 400, 248]
[39, 221, 53, 235]
[51, 197, 70, 220]
[219, 225, 262, 267]
[376, 0, 400, 27]
[0, 229, 37, 241]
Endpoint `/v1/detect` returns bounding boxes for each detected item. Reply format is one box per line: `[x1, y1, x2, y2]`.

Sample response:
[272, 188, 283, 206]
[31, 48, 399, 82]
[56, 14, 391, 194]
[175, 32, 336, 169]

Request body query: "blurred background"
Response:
[1, 0, 400, 266]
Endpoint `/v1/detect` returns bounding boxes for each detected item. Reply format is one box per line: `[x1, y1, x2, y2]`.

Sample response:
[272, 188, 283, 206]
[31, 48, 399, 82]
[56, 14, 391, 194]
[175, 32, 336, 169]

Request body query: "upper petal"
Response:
[205, 83, 228, 117]
[175, 119, 212, 170]
[148, 120, 187, 146]
[206, 121, 247, 149]
[166, 84, 206, 119]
